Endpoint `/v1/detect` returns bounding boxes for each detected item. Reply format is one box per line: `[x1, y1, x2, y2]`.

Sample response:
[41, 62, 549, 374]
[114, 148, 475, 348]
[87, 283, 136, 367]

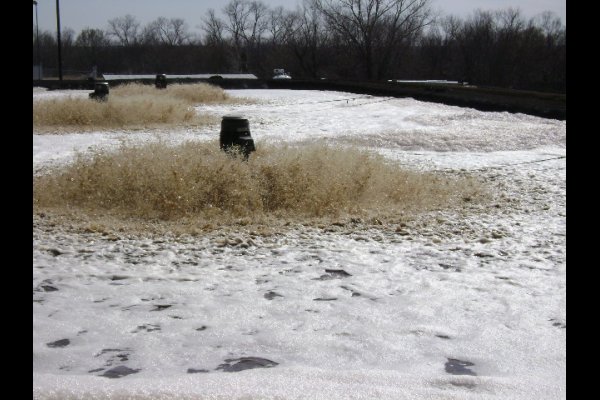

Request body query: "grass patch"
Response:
[33, 141, 485, 232]
[32, 83, 250, 132]
[111, 82, 242, 104]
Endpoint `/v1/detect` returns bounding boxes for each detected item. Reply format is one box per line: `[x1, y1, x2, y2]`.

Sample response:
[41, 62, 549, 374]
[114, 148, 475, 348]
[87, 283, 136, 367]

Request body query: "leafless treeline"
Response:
[32, 0, 565, 92]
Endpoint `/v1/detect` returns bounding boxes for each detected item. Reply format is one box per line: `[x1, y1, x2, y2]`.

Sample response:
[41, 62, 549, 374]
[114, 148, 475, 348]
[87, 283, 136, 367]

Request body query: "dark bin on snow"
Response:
[89, 82, 109, 101]
[220, 115, 256, 159]
[155, 74, 167, 89]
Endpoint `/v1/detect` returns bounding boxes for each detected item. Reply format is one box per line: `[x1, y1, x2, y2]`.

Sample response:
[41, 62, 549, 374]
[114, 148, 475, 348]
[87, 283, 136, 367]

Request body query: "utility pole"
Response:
[56, 0, 63, 80]
[33, 1, 41, 79]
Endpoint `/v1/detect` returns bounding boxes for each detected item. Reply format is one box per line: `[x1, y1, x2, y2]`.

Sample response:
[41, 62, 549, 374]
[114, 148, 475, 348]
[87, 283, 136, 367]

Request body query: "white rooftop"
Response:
[103, 73, 258, 80]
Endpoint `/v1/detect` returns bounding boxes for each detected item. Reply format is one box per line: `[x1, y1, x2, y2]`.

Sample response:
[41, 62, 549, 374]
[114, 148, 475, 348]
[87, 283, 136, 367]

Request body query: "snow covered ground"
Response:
[33, 88, 566, 399]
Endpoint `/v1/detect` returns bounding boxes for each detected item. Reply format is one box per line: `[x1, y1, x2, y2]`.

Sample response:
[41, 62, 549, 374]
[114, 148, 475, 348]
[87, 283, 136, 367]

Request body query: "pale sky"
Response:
[32, 0, 566, 36]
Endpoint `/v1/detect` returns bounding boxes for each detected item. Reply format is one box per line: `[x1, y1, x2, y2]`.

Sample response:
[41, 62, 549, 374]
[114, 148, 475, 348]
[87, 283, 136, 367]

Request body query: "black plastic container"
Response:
[89, 82, 109, 101]
[219, 115, 256, 159]
[155, 74, 167, 89]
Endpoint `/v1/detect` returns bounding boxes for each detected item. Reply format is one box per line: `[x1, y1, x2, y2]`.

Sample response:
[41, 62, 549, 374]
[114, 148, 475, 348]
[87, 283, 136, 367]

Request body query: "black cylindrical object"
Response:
[220, 115, 256, 159]
[155, 74, 167, 89]
[89, 82, 109, 101]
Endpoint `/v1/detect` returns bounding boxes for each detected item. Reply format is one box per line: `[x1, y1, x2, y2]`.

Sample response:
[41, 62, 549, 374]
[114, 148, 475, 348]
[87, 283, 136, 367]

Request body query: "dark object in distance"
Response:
[46, 338, 70, 348]
[264, 291, 283, 300]
[100, 365, 141, 378]
[445, 358, 477, 376]
[220, 115, 256, 159]
[187, 368, 209, 373]
[325, 269, 352, 277]
[314, 269, 352, 281]
[155, 74, 167, 89]
[216, 357, 278, 372]
[89, 82, 109, 101]
[151, 304, 172, 311]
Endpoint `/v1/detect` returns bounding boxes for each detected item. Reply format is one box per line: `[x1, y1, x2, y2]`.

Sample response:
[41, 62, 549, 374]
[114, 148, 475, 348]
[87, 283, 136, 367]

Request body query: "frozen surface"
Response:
[33, 88, 566, 399]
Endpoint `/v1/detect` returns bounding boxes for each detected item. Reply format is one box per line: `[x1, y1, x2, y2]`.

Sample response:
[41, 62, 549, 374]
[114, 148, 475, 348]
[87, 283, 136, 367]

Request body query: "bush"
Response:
[33, 141, 482, 225]
[32, 83, 251, 132]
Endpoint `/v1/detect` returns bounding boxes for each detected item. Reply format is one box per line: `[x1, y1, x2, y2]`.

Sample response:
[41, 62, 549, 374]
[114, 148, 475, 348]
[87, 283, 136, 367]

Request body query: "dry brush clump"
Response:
[110, 82, 241, 104]
[33, 141, 484, 230]
[32, 83, 248, 132]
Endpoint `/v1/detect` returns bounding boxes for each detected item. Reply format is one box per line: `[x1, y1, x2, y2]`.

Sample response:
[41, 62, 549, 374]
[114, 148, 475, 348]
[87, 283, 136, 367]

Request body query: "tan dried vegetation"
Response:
[32, 82, 250, 133]
[33, 141, 484, 233]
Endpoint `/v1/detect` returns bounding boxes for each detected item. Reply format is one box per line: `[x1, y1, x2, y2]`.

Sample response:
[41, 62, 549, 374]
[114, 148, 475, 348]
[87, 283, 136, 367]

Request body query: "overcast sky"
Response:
[32, 0, 566, 36]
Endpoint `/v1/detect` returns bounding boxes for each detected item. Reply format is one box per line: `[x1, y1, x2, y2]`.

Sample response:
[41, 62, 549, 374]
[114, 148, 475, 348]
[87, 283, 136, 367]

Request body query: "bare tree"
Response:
[60, 28, 76, 47]
[142, 17, 192, 46]
[201, 9, 234, 72]
[492, 8, 526, 86]
[75, 28, 110, 71]
[454, 9, 496, 84]
[222, 0, 271, 47]
[32, 2, 563, 90]
[224, 0, 251, 50]
[247, 1, 269, 45]
[75, 28, 110, 48]
[34, 29, 56, 73]
[286, 0, 329, 77]
[495, 7, 524, 32]
[202, 9, 226, 45]
[107, 14, 140, 46]
[534, 11, 565, 46]
[222, 0, 270, 71]
[268, 6, 297, 46]
[313, 0, 433, 79]
[440, 15, 462, 41]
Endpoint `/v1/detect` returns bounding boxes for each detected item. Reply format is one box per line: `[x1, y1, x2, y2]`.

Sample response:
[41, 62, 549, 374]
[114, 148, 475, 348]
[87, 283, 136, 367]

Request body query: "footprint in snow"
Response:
[216, 357, 278, 372]
[445, 358, 477, 376]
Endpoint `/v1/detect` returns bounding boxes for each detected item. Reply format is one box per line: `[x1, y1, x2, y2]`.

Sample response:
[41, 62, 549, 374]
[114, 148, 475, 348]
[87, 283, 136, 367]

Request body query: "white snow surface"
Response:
[33, 88, 566, 399]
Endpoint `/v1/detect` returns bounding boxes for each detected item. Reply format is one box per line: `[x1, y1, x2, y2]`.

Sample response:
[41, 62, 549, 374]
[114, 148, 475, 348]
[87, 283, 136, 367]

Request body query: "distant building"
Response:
[33, 65, 43, 80]
[103, 73, 258, 81]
